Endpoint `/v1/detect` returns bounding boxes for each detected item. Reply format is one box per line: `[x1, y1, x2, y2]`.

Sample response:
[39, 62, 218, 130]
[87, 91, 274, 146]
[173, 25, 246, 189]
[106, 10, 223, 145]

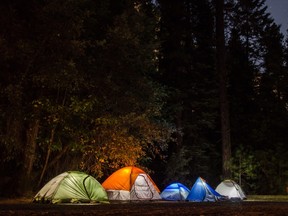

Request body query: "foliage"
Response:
[230, 145, 260, 193]
[157, 0, 221, 185]
[255, 144, 288, 194]
[0, 0, 288, 196]
[80, 113, 174, 179]
[226, 0, 288, 194]
[163, 146, 193, 187]
[0, 0, 174, 194]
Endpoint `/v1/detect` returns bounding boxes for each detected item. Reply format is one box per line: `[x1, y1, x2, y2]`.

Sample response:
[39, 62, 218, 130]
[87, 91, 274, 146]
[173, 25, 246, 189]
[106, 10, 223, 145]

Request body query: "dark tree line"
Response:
[0, 0, 287, 197]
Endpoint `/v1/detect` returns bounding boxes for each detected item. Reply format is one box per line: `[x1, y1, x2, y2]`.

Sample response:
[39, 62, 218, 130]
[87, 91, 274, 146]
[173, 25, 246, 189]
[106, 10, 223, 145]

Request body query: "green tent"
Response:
[33, 171, 109, 204]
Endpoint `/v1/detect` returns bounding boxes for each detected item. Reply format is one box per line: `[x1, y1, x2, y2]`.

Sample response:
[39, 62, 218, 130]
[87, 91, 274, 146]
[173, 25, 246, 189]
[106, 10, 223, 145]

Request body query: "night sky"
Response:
[266, 0, 288, 35]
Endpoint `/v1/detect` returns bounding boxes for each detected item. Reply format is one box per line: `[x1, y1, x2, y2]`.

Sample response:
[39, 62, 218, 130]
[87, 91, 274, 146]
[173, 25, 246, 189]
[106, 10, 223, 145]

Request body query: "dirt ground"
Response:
[1, 200, 288, 216]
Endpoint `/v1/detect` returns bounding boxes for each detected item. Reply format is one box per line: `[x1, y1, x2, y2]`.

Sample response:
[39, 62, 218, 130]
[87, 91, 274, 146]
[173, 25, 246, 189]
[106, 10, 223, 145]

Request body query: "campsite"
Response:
[30, 167, 245, 204]
[1, 167, 287, 215]
[1, 2, 288, 215]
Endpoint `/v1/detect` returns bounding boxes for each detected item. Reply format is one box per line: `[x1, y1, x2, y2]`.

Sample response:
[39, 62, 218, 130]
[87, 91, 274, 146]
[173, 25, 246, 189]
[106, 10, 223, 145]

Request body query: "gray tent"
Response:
[215, 179, 246, 201]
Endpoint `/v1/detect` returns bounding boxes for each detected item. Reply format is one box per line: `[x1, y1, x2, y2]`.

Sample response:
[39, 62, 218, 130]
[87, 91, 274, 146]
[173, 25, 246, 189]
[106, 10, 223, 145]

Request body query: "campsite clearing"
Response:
[0, 199, 288, 215]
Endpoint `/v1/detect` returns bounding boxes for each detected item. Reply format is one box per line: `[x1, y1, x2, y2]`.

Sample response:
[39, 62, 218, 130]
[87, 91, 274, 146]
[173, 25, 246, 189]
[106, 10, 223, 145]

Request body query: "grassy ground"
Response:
[247, 195, 288, 202]
[1, 198, 288, 216]
[0, 197, 31, 204]
[1, 196, 288, 215]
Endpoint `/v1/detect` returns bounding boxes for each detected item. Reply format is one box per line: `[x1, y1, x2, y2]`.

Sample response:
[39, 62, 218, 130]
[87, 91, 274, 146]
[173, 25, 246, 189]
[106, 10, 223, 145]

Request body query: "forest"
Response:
[0, 0, 288, 197]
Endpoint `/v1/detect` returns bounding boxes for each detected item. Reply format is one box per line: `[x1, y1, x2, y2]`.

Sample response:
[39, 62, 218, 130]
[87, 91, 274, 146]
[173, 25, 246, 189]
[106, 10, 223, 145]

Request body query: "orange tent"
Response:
[102, 166, 161, 201]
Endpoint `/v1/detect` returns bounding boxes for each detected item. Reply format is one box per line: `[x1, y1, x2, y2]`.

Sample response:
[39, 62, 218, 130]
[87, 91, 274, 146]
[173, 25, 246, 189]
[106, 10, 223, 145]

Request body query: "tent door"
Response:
[131, 174, 153, 200]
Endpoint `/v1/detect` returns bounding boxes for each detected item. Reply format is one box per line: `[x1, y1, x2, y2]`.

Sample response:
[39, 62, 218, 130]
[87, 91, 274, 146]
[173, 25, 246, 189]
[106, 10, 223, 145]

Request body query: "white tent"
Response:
[215, 179, 246, 200]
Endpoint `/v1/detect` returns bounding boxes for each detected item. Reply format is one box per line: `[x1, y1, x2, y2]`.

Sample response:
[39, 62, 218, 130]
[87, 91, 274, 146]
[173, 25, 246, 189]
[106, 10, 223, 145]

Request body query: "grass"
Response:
[0, 197, 33, 204]
[247, 195, 288, 202]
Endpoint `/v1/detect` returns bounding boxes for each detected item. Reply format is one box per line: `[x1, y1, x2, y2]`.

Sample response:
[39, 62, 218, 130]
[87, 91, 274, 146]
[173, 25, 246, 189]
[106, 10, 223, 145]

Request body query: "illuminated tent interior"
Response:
[186, 177, 224, 202]
[160, 182, 190, 201]
[215, 179, 246, 200]
[102, 166, 161, 201]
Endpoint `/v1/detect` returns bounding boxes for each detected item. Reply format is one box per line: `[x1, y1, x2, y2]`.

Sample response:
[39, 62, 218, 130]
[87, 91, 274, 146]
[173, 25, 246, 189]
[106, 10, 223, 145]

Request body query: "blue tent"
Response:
[160, 183, 190, 201]
[186, 177, 223, 202]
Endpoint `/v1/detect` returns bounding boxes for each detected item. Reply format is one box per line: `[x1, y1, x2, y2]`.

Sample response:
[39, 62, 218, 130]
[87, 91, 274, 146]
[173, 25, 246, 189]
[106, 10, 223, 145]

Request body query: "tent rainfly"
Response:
[186, 177, 224, 202]
[102, 166, 161, 201]
[161, 182, 190, 201]
[33, 171, 109, 204]
[215, 179, 246, 201]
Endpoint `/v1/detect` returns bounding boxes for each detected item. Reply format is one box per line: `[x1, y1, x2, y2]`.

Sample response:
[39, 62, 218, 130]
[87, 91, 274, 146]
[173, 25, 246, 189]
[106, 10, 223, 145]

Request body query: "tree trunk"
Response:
[216, 0, 231, 179]
[21, 119, 40, 192]
[176, 109, 183, 150]
[47, 144, 70, 169]
[38, 127, 55, 187]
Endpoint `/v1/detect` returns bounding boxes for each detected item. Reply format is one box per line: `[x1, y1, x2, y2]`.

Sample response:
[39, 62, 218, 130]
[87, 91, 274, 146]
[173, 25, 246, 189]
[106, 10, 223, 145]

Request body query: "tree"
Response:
[226, 0, 288, 193]
[157, 0, 220, 185]
[75, 0, 175, 180]
[0, 0, 88, 193]
[254, 22, 288, 194]
[216, 0, 231, 179]
[0, 0, 175, 194]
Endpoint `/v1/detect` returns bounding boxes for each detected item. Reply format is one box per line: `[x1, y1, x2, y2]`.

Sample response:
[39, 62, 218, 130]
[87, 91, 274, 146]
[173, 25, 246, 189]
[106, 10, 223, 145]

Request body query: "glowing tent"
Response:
[186, 177, 224, 202]
[215, 179, 246, 200]
[160, 182, 190, 201]
[102, 166, 161, 201]
[33, 171, 109, 204]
